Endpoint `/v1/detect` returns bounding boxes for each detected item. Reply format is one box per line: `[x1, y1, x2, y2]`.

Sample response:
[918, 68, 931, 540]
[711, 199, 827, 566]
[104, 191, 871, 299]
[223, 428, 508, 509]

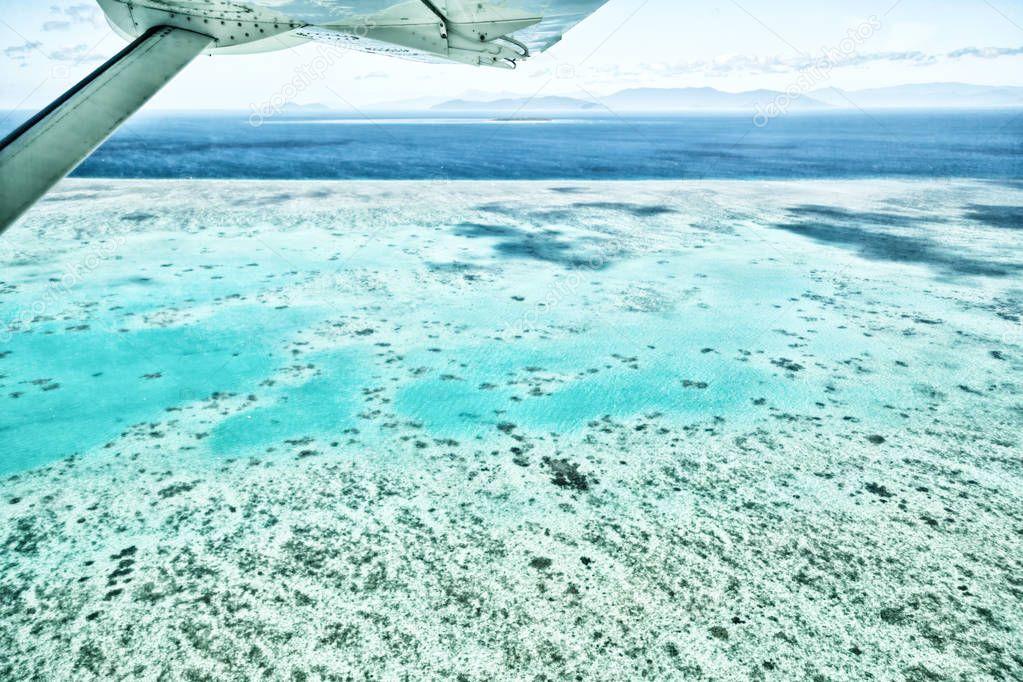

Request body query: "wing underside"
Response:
[249, 0, 609, 48]
[263, 0, 612, 67]
[95, 0, 611, 67]
[479, 0, 613, 54]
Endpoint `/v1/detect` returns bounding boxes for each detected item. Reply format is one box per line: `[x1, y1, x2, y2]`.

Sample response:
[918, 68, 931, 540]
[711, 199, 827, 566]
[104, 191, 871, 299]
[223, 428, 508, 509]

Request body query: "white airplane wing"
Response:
[281, 0, 612, 67]
[0, 0, 612, 234]
[484, 0, 615, 54]
[0, 28, 212, 232]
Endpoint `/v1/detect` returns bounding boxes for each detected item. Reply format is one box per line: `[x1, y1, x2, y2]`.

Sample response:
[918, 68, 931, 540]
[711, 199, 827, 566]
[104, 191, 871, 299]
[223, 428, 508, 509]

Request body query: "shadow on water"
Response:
[41, 192, 102, 203]
[120, 212, 157, 223]
[231, 193, 297, 207]
[572, 202, 678, 217]
[453, 222, 522, 238]
[772, 204, 1020, 277]
[452, 221, 614, 269]
[963, 204, 1023, 230]
[478, 200, 677, 224]
[475, 202, 518, 217]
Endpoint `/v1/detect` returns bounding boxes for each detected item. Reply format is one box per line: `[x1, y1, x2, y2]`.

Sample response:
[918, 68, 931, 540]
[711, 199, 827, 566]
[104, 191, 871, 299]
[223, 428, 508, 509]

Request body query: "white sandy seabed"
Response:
[1, 179, 1022, 680]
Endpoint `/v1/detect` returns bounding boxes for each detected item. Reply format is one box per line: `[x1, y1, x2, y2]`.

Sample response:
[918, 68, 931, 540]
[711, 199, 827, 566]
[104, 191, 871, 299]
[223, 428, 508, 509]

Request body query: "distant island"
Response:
[809, 83, 1023, 109]
[434, 96, 603, 112]
[424, 83, 1023, 113]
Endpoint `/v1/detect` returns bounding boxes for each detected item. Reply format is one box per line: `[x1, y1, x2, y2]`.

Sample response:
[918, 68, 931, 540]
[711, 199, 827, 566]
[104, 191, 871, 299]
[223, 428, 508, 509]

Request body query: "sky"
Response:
[2, 0, 1023, 111]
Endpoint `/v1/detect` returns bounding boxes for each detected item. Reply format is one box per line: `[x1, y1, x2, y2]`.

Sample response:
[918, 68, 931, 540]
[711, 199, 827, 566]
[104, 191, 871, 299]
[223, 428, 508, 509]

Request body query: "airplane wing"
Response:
[0, 0, 613, 234]
[278, 0, 611, 69]
[481, 0, 614, 54]
[0, 27, 212, 232]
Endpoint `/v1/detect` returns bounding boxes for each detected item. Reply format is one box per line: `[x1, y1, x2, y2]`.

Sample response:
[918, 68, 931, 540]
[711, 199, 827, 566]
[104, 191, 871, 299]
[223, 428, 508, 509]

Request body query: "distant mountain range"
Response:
[809, 83, 1023, 109]
[431, 88, 829, 112]
[426, 83, 1023, 113]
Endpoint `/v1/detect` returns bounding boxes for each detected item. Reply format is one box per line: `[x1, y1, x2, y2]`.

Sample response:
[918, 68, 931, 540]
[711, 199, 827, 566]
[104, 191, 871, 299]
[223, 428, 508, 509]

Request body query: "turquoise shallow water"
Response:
[394, 334, 801, 434]
[0, 305, 326, 472]
[3, 178, 1010, 472]
[1, 179, 1020, 472]
[208, 348, 366, 455]
[1, 180, 1021, 680]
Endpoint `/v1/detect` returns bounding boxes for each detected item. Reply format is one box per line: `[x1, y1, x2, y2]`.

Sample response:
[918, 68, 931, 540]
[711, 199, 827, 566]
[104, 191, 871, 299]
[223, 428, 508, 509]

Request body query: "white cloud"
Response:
[4, 41, 43, 66]
[48, 43, 105, 62]
[576, 44, 1023, 82]
[43, 3, 99, 31]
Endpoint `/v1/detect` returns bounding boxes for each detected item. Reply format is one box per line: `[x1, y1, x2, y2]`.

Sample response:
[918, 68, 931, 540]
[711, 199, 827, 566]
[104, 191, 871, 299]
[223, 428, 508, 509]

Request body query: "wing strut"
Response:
[0, 26, 213, 235]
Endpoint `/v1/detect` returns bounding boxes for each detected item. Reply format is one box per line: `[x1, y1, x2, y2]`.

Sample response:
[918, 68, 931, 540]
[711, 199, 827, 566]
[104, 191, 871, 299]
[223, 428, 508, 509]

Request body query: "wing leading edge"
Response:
[0, 27, 212, 234]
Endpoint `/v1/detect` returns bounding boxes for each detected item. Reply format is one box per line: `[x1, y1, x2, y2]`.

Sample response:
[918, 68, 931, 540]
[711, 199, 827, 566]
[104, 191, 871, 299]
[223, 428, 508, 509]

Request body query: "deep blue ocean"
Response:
[3, 109, 1020, 180]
